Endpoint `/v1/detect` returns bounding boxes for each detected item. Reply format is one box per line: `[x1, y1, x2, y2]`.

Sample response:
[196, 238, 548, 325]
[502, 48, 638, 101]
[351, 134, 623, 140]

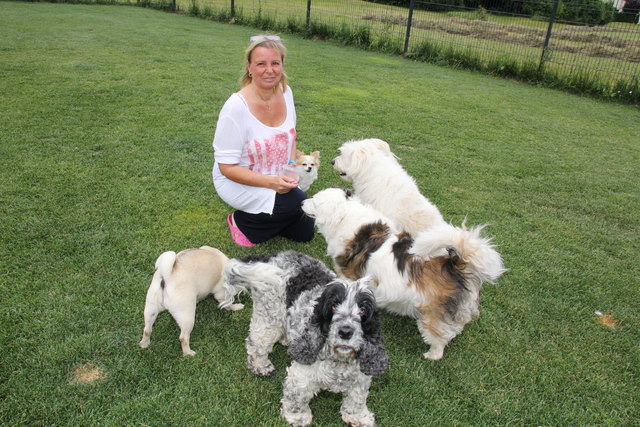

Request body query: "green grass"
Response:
[183, 0, 640, 103]
[11, 0, 640, 102]
[1, 2, 639, 425]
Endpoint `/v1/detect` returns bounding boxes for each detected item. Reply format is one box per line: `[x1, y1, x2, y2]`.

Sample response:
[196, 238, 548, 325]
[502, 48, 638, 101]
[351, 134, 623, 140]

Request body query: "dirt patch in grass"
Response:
[595, 311, 620, 329]
[70, 363, 106, 385]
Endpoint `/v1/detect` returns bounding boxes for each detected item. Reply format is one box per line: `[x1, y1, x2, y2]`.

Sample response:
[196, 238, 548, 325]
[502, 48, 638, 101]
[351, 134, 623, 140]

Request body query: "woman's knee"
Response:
[282, 216, 314, 242]
[292, 229, 314, 242]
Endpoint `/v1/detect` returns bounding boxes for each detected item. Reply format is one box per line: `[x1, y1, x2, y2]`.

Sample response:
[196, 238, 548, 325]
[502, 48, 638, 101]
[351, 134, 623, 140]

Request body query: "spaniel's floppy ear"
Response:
[287, 325, 324, 365]
[356, 282, 388, 377]
[288, 282, 346, 365]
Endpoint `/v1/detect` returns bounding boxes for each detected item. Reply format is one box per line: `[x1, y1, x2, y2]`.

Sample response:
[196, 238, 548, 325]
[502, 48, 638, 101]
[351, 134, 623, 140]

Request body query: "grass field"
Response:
[1, 1, 639, 425]
[187, 0, 640, 92]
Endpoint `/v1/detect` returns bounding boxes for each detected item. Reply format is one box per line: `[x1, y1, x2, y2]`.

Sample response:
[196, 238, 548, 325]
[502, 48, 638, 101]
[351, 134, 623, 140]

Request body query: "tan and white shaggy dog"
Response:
[332, 138, 445, 235]
[302, 188, 505, 360]
[139, 246, 244, 356]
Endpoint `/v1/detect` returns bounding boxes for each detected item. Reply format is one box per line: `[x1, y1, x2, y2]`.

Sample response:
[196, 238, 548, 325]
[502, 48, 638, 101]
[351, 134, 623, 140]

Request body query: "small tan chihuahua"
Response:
[295, 150, 320, 192]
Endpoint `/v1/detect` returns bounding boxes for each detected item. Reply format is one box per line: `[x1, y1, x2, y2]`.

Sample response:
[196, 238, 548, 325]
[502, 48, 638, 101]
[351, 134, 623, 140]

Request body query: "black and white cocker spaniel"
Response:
[223, 250, 388, 427]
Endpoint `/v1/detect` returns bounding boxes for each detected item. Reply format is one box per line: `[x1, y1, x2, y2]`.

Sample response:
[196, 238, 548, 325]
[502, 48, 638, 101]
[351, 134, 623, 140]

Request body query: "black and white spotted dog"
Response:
[223, 251, 388, 427]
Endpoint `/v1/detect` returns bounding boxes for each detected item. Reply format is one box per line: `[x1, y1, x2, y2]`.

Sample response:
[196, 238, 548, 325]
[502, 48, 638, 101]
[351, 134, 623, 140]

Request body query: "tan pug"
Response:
[139, 246, 244, 356]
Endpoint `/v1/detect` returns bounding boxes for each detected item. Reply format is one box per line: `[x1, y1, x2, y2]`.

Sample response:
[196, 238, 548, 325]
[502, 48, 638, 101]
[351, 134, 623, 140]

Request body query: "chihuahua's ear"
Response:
[311, 151, 320, 160]
[296, 149, 304, 158]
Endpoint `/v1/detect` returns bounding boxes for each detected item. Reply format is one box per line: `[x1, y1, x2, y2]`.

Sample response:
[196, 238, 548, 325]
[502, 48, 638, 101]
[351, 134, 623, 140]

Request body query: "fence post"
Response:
[404, 0, 416, 54]
[538, 0, 560, 75]
[306, 0, 312, 27]
[172, 0, 176, 12]
[231, 0, 235, 17]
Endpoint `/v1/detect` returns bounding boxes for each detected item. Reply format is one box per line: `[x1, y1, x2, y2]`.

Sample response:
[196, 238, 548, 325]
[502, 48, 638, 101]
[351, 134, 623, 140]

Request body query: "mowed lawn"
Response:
[0, 2, 638, 425]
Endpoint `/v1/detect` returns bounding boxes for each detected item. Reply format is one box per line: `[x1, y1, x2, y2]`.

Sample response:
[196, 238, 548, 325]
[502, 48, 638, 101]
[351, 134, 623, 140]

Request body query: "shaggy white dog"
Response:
[332, 138, 445, 235]
[223, 251, 388, 426]
[303, 189, 505, 360]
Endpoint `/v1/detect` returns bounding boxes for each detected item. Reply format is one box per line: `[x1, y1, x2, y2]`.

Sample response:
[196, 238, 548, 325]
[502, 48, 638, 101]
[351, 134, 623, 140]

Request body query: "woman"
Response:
[212, 35, 314, 247]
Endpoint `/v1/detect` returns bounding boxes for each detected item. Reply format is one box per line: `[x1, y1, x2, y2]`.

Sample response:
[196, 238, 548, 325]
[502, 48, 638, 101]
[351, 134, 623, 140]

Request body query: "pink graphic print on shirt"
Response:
[245, 129, 295, 175]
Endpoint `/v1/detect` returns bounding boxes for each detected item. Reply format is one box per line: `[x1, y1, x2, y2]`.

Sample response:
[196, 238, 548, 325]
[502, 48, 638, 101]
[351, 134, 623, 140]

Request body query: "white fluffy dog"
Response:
[223, 251, 388, 426]
[302, 189, 505, 360]
[332, 138, 445, 235]
[139, 246, 244, 356]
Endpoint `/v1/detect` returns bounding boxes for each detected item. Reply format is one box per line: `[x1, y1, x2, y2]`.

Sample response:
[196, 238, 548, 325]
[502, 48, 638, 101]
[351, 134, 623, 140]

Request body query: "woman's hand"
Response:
[219, 163, 298, 193]
[270, 176, 298, 194]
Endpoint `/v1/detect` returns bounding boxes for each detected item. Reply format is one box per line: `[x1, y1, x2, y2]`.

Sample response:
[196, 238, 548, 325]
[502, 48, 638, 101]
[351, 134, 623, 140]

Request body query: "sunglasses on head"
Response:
[249, 35, 282, 43]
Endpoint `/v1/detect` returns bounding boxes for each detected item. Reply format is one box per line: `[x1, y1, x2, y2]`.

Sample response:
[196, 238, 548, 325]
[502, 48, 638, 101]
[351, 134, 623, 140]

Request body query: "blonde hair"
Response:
[239, 37, 288, 92]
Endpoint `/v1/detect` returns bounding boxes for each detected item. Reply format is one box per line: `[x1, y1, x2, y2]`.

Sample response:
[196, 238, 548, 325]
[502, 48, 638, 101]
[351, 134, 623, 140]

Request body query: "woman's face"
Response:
[247, 46, 283, 91]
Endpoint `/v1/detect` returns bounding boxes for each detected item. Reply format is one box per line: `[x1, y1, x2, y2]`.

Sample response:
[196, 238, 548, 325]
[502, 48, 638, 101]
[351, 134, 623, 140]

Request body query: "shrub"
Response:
[560, 0, 618, 25]
[188, 0, 199, 17]
[523, 0, 563, 19]
[474, 5, 489, 20]
[364, 0, 465, 13]
[523, 0, 617, 25]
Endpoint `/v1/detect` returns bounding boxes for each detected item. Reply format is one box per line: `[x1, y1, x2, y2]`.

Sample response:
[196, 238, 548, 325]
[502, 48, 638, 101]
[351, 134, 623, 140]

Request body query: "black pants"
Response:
[234, 188, 314, 244]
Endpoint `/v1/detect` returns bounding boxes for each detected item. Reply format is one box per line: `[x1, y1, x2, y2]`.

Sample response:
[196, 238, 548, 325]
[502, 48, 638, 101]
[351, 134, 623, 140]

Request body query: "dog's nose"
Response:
[338, 326, 353, 340]
[331, 159, 336, 166]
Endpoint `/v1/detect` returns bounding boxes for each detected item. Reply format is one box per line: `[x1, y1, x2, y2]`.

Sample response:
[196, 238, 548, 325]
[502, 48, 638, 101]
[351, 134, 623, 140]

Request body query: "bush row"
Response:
[364, 0, 628, 26]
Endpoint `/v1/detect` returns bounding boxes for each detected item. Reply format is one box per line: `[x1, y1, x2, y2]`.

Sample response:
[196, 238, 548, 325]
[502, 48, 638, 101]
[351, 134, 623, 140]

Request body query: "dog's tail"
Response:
[220, 257, 287, 308]
[411, 222, 506, 286]
[155, 251, 177, 288]
[146, 251, 177, 307]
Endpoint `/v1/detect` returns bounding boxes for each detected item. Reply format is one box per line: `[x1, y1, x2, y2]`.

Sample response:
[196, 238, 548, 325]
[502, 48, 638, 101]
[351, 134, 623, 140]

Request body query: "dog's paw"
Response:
[139, 338, 150, 349]
[282, 408, 312, 426]
[423, 347, 444, 360]
[183, 349, 196, 356]
[342, 412, 376, 427]
[250, 365, 276, 377]
[279, 337, 290, 346]
[248, 360, 276, 377]
[227, 303, 244, 311]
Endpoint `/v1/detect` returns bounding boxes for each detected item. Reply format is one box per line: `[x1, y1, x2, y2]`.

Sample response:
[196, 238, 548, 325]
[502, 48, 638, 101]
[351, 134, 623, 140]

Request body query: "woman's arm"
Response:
[219, 164, 297, 194]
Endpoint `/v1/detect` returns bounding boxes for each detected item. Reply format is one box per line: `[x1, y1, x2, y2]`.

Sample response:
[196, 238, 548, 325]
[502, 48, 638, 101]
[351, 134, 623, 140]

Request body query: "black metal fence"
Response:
[165, 0, 640, 98]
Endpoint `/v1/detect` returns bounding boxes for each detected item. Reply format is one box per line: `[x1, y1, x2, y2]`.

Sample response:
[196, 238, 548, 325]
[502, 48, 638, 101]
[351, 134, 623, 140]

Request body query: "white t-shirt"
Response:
[212, 86, 297, 214]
